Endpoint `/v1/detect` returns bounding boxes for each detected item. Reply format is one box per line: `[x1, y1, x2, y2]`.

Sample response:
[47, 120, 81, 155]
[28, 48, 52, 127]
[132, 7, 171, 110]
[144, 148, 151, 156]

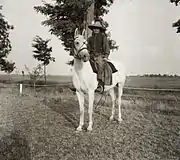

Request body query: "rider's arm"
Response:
[102, 34, 110, 59]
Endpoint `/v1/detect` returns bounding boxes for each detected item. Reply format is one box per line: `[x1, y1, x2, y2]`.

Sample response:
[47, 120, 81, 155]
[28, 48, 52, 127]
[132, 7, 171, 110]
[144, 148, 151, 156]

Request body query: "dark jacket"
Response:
[87, 32, 110, 59]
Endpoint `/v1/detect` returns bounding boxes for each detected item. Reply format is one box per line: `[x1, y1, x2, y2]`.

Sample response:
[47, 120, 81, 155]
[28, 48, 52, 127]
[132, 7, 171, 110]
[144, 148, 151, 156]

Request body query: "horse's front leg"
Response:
[109, 88, 116, 121]
[87, 90, 95, 131]
[76, 90, 85, 131]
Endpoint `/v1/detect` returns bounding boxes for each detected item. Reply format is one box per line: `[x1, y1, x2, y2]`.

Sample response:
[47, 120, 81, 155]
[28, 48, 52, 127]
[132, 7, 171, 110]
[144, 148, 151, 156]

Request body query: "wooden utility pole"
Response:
[84, 0, 95, 38]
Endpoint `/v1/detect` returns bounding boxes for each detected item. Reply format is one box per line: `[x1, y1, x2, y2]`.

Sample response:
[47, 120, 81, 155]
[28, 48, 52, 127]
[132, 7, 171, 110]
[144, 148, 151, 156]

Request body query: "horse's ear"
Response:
[82, 29, 86, 39]
[74, 28, 79, 38]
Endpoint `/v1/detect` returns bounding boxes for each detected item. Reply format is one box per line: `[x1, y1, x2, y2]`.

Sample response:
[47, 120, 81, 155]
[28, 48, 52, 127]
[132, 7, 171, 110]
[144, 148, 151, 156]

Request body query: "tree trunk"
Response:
[85, 0, 94, 38]
[33, 82, 36, 93]
[8, 73, 12, 84]
[44, 65, 47, 84]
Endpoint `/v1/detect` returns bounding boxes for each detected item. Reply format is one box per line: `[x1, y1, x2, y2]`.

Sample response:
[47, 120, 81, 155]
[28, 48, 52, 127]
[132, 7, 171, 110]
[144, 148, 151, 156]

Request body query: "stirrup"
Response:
[95, 85, 104, 94]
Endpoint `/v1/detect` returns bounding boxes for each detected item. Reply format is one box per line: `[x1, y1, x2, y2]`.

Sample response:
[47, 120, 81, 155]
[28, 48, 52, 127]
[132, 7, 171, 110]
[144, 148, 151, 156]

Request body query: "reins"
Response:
[73, 37, 87, 59]
[94, 91, 107, 110]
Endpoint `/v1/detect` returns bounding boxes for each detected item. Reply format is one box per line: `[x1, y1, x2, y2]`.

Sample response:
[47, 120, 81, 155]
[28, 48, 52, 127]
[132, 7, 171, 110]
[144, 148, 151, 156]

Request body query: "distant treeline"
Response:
[140, 74, 180, 77]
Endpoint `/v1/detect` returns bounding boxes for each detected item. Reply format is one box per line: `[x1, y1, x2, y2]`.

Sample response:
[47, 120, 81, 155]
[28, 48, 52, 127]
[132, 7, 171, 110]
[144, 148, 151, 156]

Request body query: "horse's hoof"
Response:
[87, 126, 92, 132]
[109, 116, 114, 121]
[76, 126, 82, 132]
[118, 118, 122, 123]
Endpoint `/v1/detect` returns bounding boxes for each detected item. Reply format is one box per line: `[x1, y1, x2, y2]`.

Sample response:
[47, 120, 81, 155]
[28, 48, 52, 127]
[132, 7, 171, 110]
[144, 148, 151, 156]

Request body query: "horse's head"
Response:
[73, 28, 90, 62]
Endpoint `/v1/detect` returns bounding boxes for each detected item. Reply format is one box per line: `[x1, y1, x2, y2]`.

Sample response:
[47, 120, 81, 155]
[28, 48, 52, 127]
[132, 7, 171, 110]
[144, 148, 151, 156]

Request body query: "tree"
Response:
[32, 35, 55, 84]
[94, 0, 119, 50]
[0, 60, 15, 74]
[170, 0, 180, 33]
[2, 60, 15, 83]
[170, 0, 180, 6]
[25, 64, 43, 93]
[84, 0, 94, 38]
[34, 0, 118, 56]
[0, 5, 16, 73]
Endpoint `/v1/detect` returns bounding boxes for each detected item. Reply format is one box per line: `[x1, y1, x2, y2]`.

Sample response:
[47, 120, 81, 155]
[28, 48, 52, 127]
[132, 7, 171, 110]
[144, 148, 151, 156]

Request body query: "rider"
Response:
[87, 20, 111, 93]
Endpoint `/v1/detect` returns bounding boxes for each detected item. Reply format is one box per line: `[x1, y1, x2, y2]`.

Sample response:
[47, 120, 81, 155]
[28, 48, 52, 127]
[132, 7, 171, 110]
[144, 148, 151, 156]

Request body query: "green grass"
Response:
[0, 87, 179, 160]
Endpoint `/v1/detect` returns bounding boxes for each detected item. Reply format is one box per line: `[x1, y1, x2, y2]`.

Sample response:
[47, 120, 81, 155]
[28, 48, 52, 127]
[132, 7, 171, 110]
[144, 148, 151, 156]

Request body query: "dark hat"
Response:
[88, 21, 106, 31]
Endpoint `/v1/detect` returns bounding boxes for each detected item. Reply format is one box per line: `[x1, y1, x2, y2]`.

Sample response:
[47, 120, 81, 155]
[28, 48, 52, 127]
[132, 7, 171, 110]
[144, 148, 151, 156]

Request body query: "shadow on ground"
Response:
[43, 94, 121, 130]
[42, 96, 79, 129]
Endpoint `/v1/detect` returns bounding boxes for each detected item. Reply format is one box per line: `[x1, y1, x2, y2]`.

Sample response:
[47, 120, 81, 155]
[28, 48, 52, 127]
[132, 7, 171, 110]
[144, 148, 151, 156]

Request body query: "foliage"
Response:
[170, 0, 180, 33]
[34, 0, 118, 55]
[24, 64, 43, 86]
[32, 35, 55, 65]
[170, 0, 180, 6]
[32, 35, 55, 83]
[106, 31, 119, 51]
[1, 61, 16, 74]
[0, 5, 16, 73]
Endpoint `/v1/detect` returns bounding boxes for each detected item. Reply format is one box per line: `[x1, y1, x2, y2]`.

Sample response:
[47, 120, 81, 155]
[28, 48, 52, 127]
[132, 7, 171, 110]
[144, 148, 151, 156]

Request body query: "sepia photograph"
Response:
[0, 0, 180, 159]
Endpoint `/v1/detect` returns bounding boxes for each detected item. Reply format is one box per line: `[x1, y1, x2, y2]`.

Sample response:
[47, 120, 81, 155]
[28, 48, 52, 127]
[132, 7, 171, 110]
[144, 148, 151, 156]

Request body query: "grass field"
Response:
[0, 83, 180, 159]
[127, 76, 180, 89]
[1, 74, 180, 89]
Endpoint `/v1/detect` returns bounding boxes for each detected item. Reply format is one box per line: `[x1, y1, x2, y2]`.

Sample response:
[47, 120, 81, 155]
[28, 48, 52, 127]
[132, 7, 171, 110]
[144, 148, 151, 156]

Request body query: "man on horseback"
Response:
[87, 20, 112, 93]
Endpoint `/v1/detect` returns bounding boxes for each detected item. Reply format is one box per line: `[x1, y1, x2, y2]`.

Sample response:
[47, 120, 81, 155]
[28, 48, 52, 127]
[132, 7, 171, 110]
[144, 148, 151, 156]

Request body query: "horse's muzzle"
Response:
[80, 52, 90, 62]
[82, 55, 90, 62]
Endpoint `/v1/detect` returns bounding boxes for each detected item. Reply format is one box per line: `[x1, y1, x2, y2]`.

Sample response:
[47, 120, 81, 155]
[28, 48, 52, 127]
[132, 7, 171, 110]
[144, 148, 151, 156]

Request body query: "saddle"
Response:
[89, 59, 118, 86]
[89, 59, 118, 74]
[68, 59, 118, 74]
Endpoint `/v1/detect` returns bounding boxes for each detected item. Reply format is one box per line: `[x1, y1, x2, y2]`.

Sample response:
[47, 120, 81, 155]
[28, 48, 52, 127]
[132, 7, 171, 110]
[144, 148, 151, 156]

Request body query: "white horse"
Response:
[71, 28, 126, 132]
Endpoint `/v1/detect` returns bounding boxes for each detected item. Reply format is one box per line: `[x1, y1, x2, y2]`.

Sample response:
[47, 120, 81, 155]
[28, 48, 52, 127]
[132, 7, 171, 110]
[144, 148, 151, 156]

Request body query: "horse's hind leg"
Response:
[76, 90, 84, 131]
[109, 88, 116, 121]
[117, 83, 123, 122]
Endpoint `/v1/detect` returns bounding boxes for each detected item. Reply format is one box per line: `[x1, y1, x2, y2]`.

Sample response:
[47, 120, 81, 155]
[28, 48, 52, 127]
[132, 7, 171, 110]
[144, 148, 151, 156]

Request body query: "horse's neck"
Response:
[74, 58, 92, 74]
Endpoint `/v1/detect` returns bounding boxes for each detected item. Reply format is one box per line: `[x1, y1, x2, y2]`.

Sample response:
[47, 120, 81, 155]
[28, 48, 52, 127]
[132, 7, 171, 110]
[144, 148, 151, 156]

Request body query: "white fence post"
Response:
[19, 84, 22, 94]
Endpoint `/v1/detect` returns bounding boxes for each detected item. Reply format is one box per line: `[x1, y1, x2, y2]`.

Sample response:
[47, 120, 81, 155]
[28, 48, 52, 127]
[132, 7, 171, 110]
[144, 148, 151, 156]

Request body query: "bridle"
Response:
[73, 36, 88, 60]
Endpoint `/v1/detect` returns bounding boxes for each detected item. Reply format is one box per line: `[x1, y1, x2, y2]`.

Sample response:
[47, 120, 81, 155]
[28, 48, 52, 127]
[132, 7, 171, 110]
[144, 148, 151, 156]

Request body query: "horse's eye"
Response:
[76, 42, 79, 45]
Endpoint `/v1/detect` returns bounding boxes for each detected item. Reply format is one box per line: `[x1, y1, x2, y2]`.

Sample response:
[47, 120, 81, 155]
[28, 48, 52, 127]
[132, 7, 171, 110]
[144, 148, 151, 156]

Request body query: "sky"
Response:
[1, 0, 180, 75]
